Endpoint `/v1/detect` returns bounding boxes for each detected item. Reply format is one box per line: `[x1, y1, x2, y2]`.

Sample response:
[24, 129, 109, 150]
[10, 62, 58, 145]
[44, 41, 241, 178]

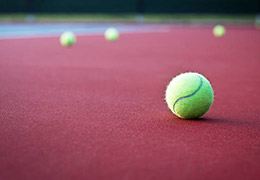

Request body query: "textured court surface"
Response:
[0, 25, 260, 180]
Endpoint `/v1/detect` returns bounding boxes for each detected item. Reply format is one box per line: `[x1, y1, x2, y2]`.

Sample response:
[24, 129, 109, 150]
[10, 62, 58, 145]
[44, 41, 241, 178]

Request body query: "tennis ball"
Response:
[60, 31, 76, 47]
[213, 25, 226, 37]
[105, 27, 119, 42]
[165, 72, 214, 119]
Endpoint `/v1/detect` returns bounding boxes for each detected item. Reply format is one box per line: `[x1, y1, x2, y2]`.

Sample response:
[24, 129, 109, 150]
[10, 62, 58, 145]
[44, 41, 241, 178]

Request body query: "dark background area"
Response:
[0, 0, 259, 14]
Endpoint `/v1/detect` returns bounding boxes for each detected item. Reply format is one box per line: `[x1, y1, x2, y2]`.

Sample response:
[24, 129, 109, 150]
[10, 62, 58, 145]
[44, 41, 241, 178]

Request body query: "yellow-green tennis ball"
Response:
[105, 27, 119, 42]
[213, 25, 226, 37]
[60, 32, 76, 47]
[165, 72, 214, 119]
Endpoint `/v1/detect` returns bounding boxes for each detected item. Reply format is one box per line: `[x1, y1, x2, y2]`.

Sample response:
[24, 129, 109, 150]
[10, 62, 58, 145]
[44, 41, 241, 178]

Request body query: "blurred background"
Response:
[0, 0, 259, 24]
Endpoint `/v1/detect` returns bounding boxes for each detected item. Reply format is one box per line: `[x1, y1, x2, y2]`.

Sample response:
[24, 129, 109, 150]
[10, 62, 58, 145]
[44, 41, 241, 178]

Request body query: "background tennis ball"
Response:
[60, 31, 76, 47]
[165, 72, 214, 119]
[213, 25, 226, 37]
[105, 27, 119, 42]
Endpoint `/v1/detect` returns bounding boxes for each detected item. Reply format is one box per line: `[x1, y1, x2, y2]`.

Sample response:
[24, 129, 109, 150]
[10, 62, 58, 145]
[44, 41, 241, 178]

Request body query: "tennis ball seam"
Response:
[172, 76, 203, 113]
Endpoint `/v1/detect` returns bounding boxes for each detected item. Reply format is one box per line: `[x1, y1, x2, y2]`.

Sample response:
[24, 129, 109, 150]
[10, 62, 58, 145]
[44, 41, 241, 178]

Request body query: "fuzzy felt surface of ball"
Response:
[60, 31, 76, 47]
[213, 25, 226, 37]
[104, 27, 119, 42]
[165, 72, 214, 119]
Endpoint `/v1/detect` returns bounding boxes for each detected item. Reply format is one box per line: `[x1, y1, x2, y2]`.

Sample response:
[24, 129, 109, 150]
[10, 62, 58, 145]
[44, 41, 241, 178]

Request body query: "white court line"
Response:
[0, 27, 171, 40]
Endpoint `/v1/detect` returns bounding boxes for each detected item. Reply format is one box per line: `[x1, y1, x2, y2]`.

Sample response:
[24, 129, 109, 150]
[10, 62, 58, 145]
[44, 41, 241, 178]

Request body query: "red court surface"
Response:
[0, 25, 260, 180]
